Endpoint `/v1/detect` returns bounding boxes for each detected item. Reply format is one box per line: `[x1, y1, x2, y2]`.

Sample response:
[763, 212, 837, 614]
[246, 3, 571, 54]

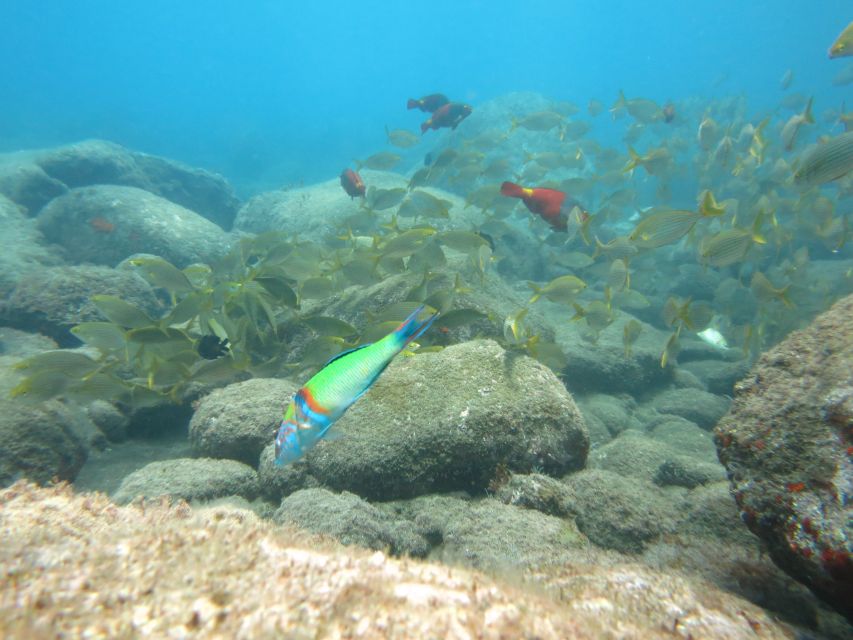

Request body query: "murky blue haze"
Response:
[0, 1, 849, 193]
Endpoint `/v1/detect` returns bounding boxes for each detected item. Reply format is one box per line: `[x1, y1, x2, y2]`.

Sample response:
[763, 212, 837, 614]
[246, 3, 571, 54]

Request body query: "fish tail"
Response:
[407, 98, 420, 110]
[779, 285, 795, 309]
[392, 305, 439, 346]
[500, 181, 526, 198]
[803, 96, 814, 124]
[420, 119, 432, 134]
[526, 282, 542, 304]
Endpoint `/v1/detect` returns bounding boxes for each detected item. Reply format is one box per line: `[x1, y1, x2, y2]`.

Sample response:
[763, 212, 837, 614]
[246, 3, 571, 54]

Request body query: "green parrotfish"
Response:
[274, 305, 438, 465]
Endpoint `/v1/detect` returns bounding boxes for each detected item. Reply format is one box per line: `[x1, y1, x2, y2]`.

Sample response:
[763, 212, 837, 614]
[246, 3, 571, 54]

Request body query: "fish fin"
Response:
[393, 305, 439, 346]
[500, 181, 526, 198]
[320, 343, 372, 369]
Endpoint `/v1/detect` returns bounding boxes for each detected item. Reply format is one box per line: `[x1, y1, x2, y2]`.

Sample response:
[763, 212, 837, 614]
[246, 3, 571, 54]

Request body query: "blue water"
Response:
[0, 1, 849, 191]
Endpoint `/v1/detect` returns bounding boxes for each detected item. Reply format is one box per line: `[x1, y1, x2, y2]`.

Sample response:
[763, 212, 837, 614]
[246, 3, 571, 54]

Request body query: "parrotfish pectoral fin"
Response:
[393, 305, 440, 346]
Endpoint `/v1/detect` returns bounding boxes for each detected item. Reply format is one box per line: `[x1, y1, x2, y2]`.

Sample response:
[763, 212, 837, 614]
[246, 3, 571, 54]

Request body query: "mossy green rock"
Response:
[268, 339, 588, 501]
[112, 458, 258, 505]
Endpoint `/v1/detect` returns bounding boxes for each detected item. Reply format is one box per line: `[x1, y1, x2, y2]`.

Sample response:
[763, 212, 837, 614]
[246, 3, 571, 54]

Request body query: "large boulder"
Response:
[37, 185, 232, 267]
[274, 488, 429, 557]
[112, 458, 259, 505]
[716, 293, 853, 622]
[0, 194, 59, 297]
[648, 387, 731, 429]
[0, 157, 67, 213]
[0, 265, 161, 346]
[0, 360, 88, 487]
[189, 378, 299, 466]
[381, 493, 589, 570]
[561, 469, 680, 553]
[233, 170, 484, 240]
[33, 140, 240, 228]
[0, 482, 797, 639]
[556, 311, 675, 394]
[264, 339, 589, 501]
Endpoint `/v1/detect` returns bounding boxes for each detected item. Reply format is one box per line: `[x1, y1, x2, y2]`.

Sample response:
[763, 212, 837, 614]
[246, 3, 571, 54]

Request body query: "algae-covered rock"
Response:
[233, 170, 483, 240]
[270, 339, 588, 501]
[556, 312, 674, 394]
[112, 458, 258, 504]
[383, 493, 589, 571]
[0, 194, 59, 298]
[0, 158, 67, 213]
[37, 185, 231, 267]
[562, 468, 679, 553]
[0, 394, 88, 487]
[648, 386, 731, 429]
[0, 265, 161, 346]
[0, 482, 798, 639]
[33, 139, 240, 228]
[494, 472, 576, 518]
[681, 358, 752, 395]
[588, 429, 725, 487]
[716, 293, 853, 622]
[274, 487, 429, 557]
[189, 378, 299, 467]
[0, 327, 58, 359]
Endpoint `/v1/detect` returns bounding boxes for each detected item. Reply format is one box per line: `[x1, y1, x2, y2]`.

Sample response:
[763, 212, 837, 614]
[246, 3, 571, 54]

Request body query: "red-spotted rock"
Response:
[715, 294, 853, 622]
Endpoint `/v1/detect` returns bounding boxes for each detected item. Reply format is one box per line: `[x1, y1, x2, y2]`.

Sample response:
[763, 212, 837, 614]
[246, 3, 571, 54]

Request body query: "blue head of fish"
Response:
[274, 418, 304, 466]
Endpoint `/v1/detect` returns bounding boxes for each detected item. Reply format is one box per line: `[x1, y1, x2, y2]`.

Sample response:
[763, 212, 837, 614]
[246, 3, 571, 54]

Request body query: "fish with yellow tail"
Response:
[275, 305, 439, 465]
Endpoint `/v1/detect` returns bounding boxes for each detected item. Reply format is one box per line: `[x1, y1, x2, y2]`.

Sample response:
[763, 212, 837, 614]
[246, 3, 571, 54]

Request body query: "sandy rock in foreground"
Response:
[0, 482, 799, 639]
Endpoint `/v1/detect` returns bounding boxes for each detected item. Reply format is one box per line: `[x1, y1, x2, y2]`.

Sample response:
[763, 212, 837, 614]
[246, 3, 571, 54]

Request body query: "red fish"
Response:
[407, 93, 449, 112]
[340, 168, 366, 199]
[500, 181, 588, 232]
[421, 102, 472, 134]
[88, 217, 115, 233]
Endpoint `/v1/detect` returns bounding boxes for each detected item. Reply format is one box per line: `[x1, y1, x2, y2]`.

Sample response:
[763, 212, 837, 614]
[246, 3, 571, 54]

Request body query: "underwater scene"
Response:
[1, 1, 852, 637]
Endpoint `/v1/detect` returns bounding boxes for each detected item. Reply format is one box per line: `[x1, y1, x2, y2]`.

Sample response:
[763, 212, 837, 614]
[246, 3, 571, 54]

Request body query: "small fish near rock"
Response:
[420, 102, 473, 134]
[339, 168, 366, 199]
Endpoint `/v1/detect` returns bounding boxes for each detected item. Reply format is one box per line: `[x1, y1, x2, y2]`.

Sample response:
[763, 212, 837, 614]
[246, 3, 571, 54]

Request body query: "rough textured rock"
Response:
[0, 327, 58, 358]
[383, 493, 589, 571]
[588, 429, 725, 487]
[562, 469, 679, 553]
[0, 482, 799, 639]
[0, 265, 161, 346]
[267, 339, 588, 501]
[0, 194, 58, 297]
[716, 293, 853, 622]
[234, 170, 483, 240]
[0, 356, 87, 486]
[649, 386, 731, 429]
[681, 358, 752, 395]
[556, 313, 674, 394]
[86, 400, 130, 443]
[189, 378, 299, 467]
[0, 394, 88, 487]
[37, 185, 231, 267]
[274, 488, 429, 557]
[0, 158, 67, 213]
[494, 472, 576, 518]
[33, 140, 240, 228]
[112, 458, 259, 504]
[574, 393, 642, 437]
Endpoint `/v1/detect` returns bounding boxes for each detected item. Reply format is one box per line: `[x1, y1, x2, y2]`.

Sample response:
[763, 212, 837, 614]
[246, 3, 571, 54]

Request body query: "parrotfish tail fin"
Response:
[420, 119, 432, 134]
[392, 305, 439, 347]
[407, 98, 420, 110]
[500, 181, 526, 199]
